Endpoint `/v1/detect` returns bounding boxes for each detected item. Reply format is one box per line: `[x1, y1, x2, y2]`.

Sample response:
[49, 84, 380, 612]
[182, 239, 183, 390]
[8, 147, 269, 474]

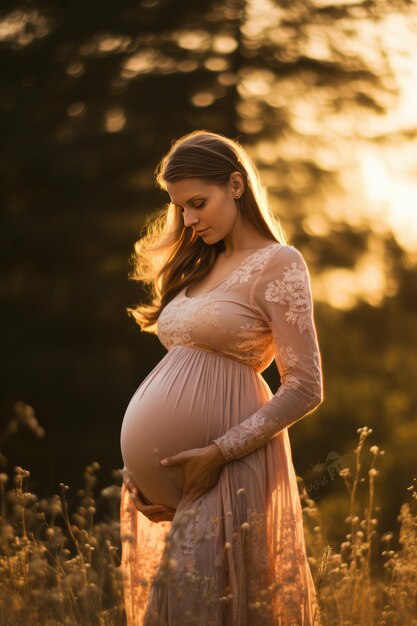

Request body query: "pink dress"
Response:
[119, 242, 324, 626]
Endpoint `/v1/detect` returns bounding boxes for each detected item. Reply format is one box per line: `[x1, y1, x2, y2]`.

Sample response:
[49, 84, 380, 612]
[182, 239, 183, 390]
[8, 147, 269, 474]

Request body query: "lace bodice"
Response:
[157, 242, 323, 462]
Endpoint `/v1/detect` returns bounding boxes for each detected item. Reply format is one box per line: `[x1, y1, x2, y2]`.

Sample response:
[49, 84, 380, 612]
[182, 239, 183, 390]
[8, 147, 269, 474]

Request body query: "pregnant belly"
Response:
[120, 345, 269, 510]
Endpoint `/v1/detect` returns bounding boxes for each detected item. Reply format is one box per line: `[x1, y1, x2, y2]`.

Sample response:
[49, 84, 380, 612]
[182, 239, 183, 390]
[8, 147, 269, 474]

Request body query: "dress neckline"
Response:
[183, 241, 280, 300]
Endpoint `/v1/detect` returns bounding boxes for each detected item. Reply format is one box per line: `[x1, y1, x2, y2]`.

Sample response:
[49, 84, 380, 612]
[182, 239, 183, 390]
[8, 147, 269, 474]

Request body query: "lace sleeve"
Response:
[211, 245, 324, 462]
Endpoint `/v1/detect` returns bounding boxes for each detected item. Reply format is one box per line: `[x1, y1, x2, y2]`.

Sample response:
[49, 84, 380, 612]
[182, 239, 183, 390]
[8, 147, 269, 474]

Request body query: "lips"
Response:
[196, 227, 210, 235]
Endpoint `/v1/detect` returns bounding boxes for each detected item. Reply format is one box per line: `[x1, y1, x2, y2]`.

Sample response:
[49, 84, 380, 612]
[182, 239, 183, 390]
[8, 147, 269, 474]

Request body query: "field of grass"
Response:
[1, 416, 416, 626]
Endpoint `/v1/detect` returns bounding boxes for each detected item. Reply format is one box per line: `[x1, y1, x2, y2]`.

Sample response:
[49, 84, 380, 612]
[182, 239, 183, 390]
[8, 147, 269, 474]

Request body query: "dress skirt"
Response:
[120, 345, 321, 626]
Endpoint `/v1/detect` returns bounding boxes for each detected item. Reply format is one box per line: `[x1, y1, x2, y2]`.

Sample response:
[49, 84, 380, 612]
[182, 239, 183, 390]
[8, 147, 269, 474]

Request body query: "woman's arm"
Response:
[211, 245, 324, 462]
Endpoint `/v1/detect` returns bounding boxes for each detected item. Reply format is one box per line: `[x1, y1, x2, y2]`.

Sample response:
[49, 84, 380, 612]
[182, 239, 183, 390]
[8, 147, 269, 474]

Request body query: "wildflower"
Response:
[0, 473, 9, 485]
[2, 524, 14, 541]
[14, 466, 30, 477]
[100, 486, 121, 498]
[370, 446, 379, 455]
[241, 522, 250, 530]
[369, 468, 379, 478]
[14, 401, 45, 438]
[28, 558, 48, 577]
[49, 497, 62, 516]
[22, 492, 37, 505]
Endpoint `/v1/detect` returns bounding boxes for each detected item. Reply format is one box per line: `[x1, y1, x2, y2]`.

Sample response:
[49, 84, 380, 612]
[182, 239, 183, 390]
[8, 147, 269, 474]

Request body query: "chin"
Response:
[204, 235, 222, 245]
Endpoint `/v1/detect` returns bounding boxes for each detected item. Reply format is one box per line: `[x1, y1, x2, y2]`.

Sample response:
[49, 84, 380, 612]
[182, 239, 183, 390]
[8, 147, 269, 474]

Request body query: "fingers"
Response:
[124, 480, 138, 496]
[122, 468, 176, 522]
[182, 484, 200, 502]
[182, 492, 197, 504]
[151, 510, 176, 523]
[128, 491, 161, 511]
[122, 469, 138, 496]
[128, 492, 175, 517]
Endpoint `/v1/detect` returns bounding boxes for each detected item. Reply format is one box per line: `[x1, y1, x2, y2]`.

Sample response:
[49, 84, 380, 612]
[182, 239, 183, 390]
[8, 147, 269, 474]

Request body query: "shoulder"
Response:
[251, 244, 311, 298]
[262, 243, 307, 272]
[250, 244, 314, 323]
[249, 244, 311, 324]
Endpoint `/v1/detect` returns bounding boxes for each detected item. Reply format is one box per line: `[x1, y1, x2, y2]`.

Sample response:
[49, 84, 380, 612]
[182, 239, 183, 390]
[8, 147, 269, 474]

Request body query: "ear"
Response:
[229, 171, 244, 197]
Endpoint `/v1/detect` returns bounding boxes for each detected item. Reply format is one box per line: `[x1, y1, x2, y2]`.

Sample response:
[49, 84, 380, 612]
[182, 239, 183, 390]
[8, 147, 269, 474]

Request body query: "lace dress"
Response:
[119, 242, 324, 626]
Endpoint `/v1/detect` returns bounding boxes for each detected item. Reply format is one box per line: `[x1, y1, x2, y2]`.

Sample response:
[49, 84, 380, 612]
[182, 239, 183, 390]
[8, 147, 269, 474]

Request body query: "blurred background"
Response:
[1, 0, 417, 542]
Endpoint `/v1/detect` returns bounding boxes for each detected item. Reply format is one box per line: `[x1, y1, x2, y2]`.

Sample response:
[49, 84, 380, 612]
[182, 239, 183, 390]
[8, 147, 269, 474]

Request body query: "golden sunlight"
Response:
[242, 0, 417, 307]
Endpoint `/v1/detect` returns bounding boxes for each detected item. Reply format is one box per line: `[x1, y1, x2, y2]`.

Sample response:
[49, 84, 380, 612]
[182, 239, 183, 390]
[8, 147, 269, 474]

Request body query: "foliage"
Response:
[1, 424, 416, 625]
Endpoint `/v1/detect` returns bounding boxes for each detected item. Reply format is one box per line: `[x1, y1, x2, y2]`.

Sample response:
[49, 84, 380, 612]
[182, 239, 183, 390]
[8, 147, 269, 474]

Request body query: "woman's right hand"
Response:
[121, 466, 176, 523]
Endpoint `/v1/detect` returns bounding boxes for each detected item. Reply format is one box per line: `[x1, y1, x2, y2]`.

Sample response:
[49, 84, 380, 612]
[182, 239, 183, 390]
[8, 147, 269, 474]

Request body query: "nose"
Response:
[182, 209, 200, 229]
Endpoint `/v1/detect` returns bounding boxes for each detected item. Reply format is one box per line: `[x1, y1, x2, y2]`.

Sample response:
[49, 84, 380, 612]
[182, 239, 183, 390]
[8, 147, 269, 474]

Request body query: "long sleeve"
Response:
[211, 245, 324, 463]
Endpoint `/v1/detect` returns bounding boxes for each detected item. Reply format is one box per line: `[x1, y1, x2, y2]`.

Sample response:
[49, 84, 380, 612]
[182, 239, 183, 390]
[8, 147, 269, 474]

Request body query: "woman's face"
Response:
[165, 175, 243, 243]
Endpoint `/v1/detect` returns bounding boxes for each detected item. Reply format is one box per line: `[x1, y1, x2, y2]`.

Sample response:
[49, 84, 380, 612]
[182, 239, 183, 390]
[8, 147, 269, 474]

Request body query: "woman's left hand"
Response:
[160, 443, 226, 503]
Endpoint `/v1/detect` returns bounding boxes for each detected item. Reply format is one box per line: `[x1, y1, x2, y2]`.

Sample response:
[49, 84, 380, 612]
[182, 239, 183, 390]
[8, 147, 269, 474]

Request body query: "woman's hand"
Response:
[121, 466, 176, 523]
[160, 443, 226, 504]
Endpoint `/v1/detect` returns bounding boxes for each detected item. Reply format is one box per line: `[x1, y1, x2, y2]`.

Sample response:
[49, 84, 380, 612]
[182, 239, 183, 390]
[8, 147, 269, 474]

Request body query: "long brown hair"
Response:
[126, 130, 288, 334]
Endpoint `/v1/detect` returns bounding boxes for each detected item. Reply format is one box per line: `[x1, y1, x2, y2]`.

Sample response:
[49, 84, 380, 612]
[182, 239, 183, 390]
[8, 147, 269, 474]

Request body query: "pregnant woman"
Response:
[119, 130, 324, 626]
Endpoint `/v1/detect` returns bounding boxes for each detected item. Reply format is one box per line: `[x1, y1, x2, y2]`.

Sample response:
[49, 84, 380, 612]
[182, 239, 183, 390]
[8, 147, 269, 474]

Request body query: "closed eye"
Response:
[178, 201, 206, 212]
